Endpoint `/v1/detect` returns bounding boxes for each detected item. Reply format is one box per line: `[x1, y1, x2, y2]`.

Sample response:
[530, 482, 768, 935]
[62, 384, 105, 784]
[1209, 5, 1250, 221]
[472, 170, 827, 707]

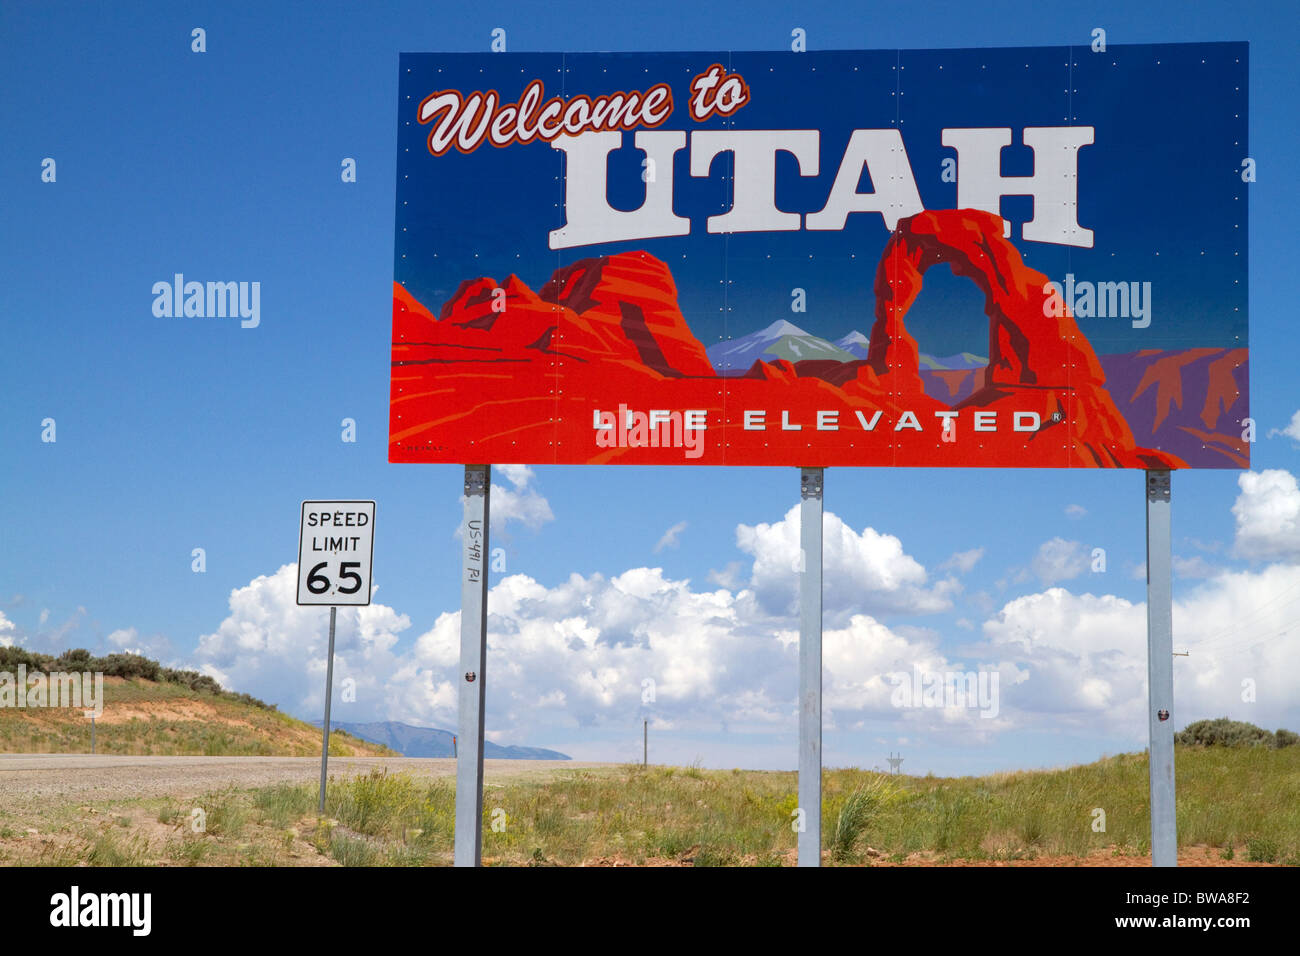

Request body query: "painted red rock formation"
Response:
[862, 209, 1182, 468]
[389, 215, 1187, 468]
[540, 256, 716, 377]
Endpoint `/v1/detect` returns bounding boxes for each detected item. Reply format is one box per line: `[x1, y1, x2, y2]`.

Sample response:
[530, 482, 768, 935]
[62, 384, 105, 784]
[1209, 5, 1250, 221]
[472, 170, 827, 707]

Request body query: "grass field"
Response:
[0, 676, 392, 757]
[4, 745, 1296, 866]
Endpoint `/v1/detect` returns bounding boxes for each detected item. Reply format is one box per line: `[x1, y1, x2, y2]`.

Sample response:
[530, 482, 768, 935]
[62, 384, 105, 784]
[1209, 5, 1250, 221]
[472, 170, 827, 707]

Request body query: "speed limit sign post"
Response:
[298, 500, 375, 814]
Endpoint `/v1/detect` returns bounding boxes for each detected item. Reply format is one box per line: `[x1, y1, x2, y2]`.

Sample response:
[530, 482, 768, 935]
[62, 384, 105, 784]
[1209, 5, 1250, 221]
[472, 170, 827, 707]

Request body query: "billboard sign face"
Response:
[390, 44, 1248, 468]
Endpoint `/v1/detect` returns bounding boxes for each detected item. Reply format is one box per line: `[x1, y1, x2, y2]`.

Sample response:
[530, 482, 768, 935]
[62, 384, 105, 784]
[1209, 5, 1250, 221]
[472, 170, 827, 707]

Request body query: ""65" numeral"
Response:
[306, 561, 362, 595]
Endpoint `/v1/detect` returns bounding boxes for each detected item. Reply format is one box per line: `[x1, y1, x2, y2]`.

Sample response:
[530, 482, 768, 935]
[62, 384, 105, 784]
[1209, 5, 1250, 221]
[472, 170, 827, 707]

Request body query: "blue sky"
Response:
[3, 0, 1299, 774]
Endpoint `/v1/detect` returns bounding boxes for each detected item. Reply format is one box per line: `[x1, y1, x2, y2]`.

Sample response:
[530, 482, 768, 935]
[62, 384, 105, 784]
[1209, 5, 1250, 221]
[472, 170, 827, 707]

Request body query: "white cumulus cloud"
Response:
[168, 503, 1300, 760]
[940, 547, 984, 574]
[187, 551, 989, 747]
[1267, 410, 1300, 443]
[979, 564, 1300, 738]
[477, 464, 554, 532]
[654, 521, 688, 553]
[1232, 469, 1300, 561]
[195, 565, 414, 717]
[737, 506, 957, 621]
[1031, 537, 1092, 585]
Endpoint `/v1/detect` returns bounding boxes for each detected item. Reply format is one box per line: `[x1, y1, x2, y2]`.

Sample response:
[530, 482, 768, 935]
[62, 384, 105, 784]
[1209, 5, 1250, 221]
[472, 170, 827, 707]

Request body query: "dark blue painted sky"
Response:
[397, 43, 1246, 358]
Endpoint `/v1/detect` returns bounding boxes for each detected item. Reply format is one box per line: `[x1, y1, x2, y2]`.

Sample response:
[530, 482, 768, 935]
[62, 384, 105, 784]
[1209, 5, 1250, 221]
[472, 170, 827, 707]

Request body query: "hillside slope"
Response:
[0, 673, 394, 758]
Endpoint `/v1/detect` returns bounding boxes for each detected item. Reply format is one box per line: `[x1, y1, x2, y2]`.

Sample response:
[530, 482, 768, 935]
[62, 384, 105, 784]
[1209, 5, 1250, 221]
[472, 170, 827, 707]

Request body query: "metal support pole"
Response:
[643, 719, 648, 766]
[1145, 470, 1177, 866]
[798, 467, 824, 867]
[455, 465, 490, 867]
[90, 717, 95, 754]
[318, 605, 337, 814]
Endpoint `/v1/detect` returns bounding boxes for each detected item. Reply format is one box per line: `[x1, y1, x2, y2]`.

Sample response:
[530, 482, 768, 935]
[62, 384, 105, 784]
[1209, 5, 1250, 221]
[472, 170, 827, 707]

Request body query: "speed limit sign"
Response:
[297, 501, 376, 606]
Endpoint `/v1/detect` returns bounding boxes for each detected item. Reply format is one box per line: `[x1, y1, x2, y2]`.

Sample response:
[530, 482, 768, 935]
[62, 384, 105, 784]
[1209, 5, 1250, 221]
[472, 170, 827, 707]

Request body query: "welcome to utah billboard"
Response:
[389, 44, 1248, 468]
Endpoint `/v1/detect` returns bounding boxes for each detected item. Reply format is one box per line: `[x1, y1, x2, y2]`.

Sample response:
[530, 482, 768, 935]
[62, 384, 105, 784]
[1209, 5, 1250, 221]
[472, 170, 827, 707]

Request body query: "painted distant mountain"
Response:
[715, 321, 985, 373]
[714, 322, 988, 402]
[835, 330, 870, 359]
[706, 319, 854, 373]
[919, 352, 987, 370]
[320, 720, 571, 760]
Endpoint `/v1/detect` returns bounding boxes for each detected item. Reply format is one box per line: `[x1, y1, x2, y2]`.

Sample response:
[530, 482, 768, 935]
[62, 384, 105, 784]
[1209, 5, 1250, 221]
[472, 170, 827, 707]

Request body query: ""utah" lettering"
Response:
[550, 127, 1094, 251]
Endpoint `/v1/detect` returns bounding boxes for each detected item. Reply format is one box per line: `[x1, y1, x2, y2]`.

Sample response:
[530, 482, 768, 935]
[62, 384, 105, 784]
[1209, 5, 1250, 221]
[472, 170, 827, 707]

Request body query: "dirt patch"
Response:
[93, 699, 226, 725]
[874, 845, 1277, 867]
[576, 845, 1278, 867]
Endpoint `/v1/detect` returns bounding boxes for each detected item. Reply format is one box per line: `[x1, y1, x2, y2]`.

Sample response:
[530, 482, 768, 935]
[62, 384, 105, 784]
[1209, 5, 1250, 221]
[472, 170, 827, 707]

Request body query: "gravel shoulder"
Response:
[0, 754, 613, 803]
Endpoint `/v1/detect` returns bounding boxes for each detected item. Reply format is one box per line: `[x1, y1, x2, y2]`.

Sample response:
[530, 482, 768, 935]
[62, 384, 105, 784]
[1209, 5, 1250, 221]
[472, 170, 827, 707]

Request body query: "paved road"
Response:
[0, 755, 611, 802]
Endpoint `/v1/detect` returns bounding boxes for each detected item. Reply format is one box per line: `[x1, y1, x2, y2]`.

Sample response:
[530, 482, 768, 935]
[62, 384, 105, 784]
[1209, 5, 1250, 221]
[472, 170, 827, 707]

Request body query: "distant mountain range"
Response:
[705, 320, 985, 375]
[320, 720, 571, 760]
